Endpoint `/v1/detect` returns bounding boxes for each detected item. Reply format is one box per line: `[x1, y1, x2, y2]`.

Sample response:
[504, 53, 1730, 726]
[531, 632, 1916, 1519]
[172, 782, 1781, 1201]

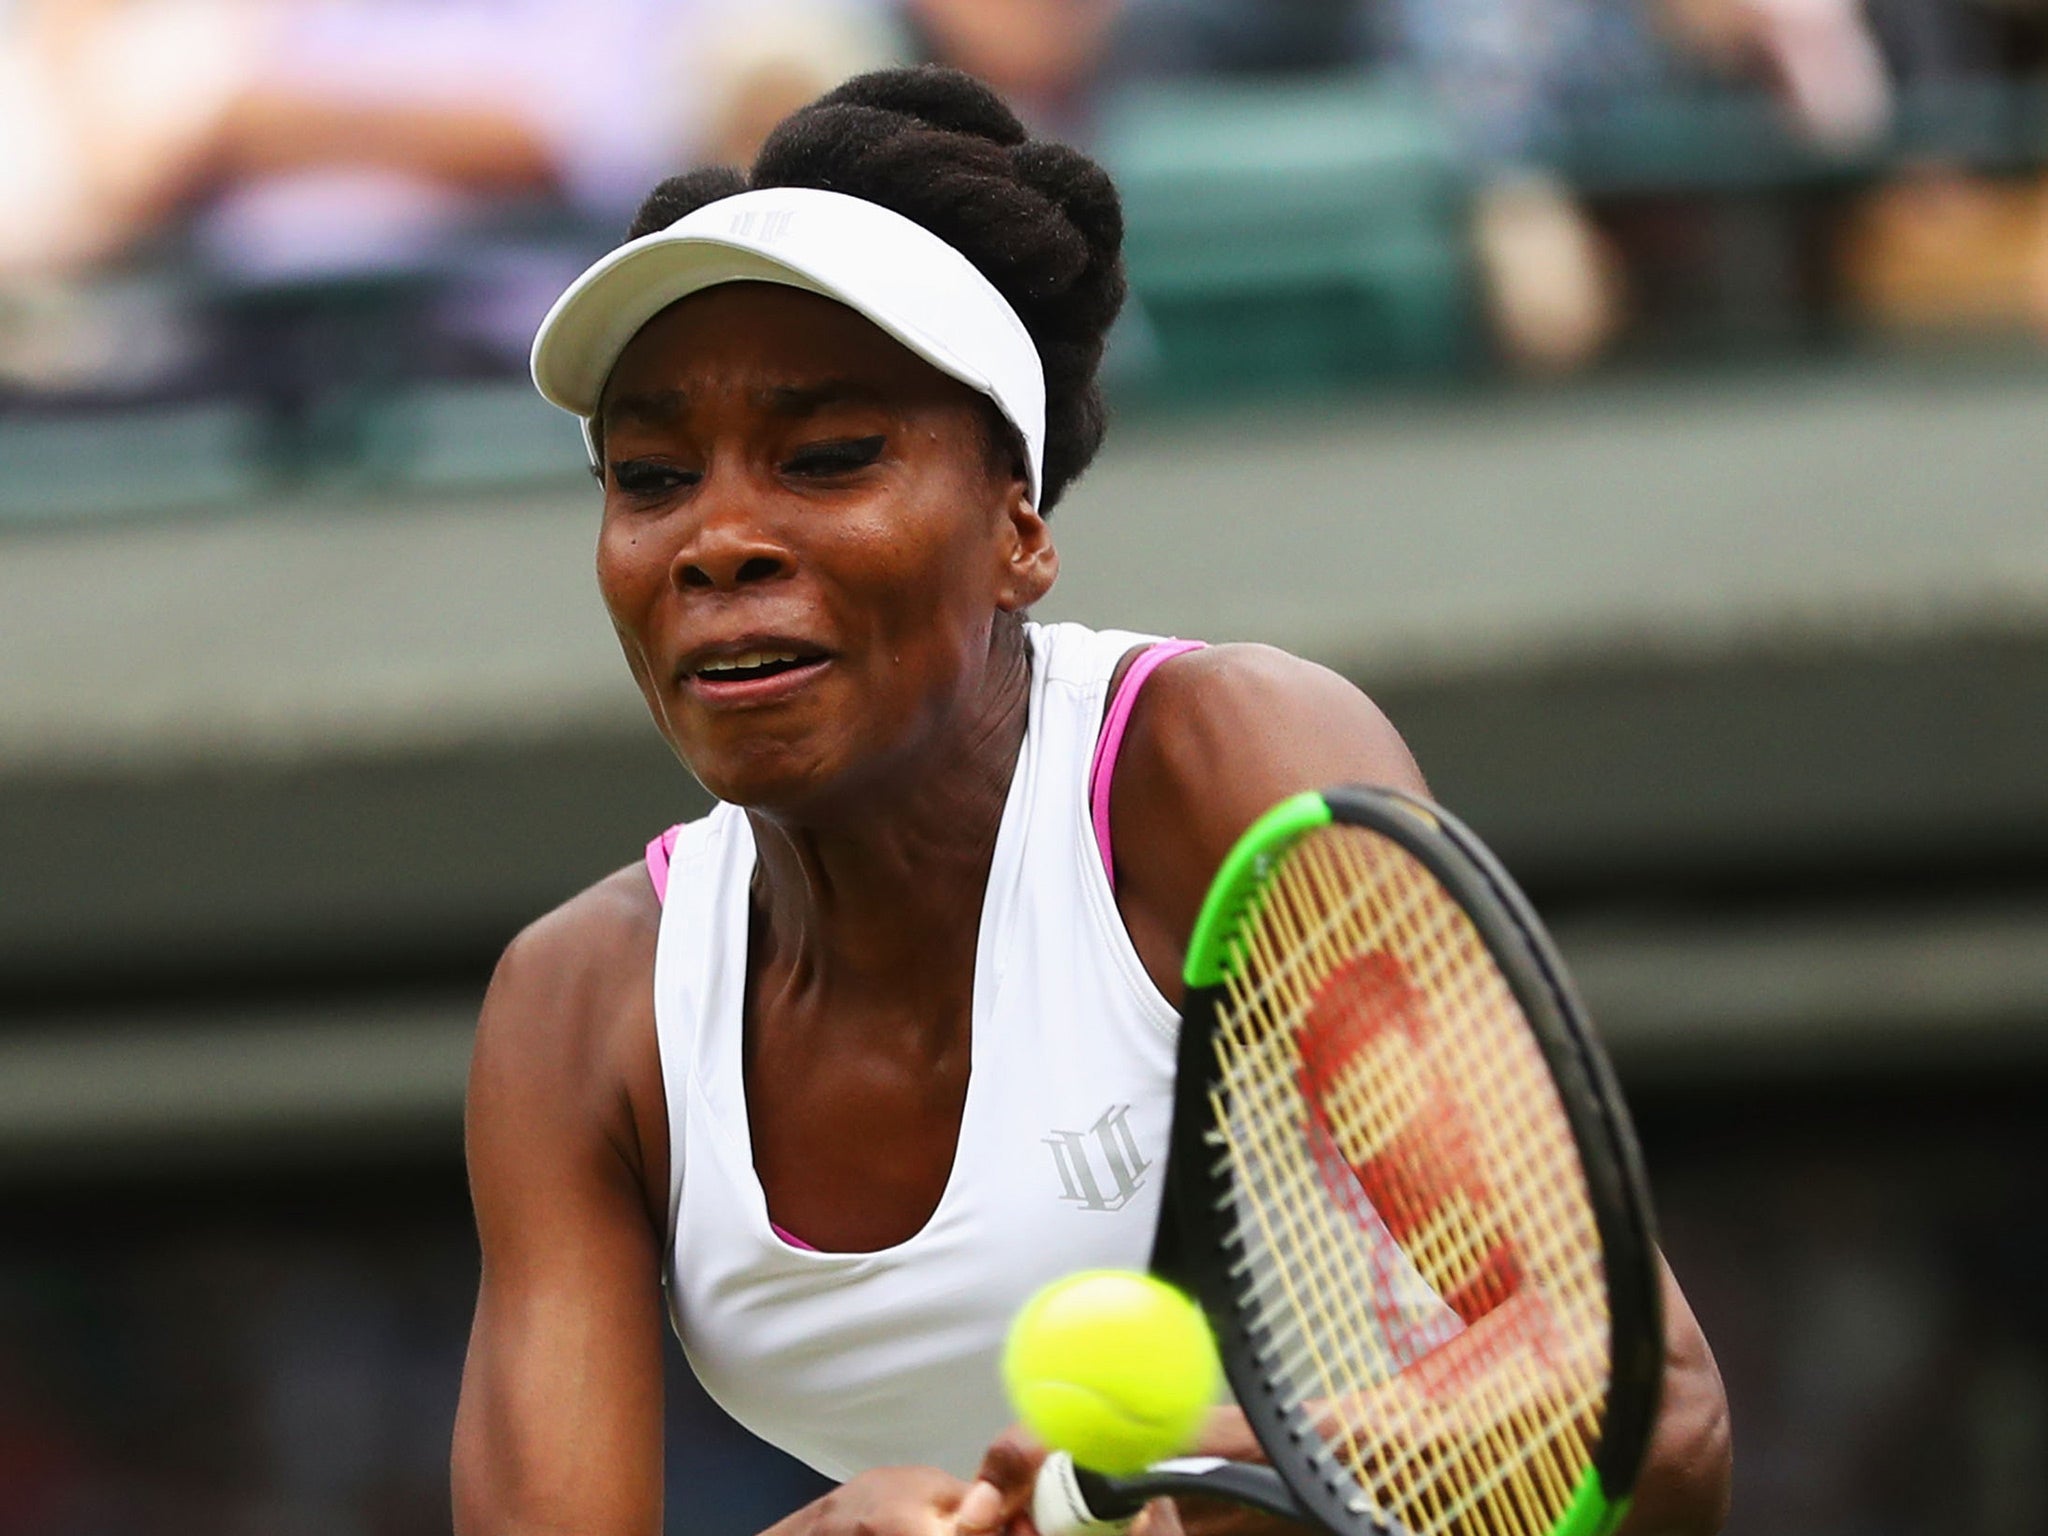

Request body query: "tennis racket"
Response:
[1030, 785, 1663, 1536]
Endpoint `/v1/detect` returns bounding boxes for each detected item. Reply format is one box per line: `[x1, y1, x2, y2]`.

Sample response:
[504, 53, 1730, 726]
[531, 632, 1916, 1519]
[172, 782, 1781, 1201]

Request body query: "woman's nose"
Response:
[679, 551, 787, 589]
[673, 488, 793, 591]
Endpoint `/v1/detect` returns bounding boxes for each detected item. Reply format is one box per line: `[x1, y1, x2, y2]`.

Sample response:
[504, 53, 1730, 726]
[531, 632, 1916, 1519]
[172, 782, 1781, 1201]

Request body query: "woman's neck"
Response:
[744, 626, 1032, 1028]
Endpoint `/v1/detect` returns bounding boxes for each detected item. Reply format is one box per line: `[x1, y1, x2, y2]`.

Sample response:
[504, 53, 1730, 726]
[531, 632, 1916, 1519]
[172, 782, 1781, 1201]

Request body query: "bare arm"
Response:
[453, 871, 990, 1536]
[215, 90, 559, 192]
[1614, 1257, 1733, 1536]
[452, 872, 669, 1536]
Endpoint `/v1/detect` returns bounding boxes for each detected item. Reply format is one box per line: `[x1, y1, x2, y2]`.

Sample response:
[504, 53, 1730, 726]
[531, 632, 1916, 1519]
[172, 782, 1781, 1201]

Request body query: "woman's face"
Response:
[594, 281, 1055, 815]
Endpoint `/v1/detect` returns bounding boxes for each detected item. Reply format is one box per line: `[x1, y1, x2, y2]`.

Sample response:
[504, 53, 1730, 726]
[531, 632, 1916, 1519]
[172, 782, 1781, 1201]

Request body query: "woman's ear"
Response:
[995, 480, 1058, 612]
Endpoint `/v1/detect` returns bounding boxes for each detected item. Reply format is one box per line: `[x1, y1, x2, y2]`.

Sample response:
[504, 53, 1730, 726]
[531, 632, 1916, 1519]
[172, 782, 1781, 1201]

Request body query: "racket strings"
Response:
[1219, 899, 1396, 1432]
[1318, 843, 1605, 1531]
[1290, 832, 1604, 1535]
[1246, 850, 1547, 1536]
[1211, 825, 1610, 1536]
[1219, 866, 1467, 1523]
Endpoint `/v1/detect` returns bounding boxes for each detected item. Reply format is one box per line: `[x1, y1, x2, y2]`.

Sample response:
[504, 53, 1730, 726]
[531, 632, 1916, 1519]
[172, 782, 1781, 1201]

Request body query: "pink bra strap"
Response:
[645, 825, 681, 904]
[770, 1219, 819, 1252]
[1090, 639, 1205, 889]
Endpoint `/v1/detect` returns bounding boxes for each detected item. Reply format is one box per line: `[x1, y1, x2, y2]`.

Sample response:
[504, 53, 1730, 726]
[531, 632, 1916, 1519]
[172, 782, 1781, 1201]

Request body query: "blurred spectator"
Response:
[189, 0, 900, 283]
[0, 0, 266, 278]
[1831, 0, 2048, 344]
[1107, 0, 1383, 74]
[10, 0, 2048, 412]
[1408, 0, 1905, 372]
[1088, 0, 1901, 373]
[899, 0, 1121, 130]
[1041, 0, 1639, 372]
[206, 0, 896, 466]
[1863, 0, 2048, 83]
[1838, 167, 2048, 336]
[1388, 0, 1647, 372]
[0, 0, 898, 412]
[693, 2, 906, 166]
[0, 0, 267, 397]
[1660, 0, 1891, 148]
[896, 0, 1626, 373]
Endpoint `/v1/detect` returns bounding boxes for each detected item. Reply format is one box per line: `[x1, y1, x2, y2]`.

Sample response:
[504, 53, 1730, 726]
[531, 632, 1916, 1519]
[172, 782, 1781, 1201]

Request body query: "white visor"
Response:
[530, 186, 1047, 504]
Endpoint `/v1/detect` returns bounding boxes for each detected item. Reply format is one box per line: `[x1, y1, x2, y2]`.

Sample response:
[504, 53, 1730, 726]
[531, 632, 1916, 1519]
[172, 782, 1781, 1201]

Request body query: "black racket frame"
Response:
[1095, 785, 1665, 1536]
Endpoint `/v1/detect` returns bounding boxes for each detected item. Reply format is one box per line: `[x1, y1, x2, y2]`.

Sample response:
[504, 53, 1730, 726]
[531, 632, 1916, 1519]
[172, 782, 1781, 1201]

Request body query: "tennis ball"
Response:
[1002, 1270, 1221, 1476]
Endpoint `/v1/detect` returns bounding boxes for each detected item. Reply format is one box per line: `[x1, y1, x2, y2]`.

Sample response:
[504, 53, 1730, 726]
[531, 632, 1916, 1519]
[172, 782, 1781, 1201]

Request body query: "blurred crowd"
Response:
[0, 1192, 832, 1536]
[4, 0, 2048, 414]
[3, 1099, 2042, 1536]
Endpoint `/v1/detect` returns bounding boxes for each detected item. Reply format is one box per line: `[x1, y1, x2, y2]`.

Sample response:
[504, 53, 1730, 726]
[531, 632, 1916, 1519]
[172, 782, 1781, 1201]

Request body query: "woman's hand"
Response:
[776, 1465, 978, 1535]
[954, 1426, 1046, 1534]
[949, 1420, 1272, 1536]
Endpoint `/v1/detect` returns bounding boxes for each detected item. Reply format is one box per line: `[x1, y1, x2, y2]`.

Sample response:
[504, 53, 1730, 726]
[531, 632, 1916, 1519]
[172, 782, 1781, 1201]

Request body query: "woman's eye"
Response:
[609, 460, 697, 496]
[784, 436, 885, 477]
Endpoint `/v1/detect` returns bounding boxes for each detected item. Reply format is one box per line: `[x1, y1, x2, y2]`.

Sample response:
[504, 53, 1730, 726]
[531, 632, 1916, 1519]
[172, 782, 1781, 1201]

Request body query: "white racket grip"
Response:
[1031, 1452, 1132, 1536]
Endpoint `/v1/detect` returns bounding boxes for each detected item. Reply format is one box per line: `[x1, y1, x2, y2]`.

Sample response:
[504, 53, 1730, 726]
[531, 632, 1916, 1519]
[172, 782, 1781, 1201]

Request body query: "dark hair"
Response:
[625, 66, 1126, 515]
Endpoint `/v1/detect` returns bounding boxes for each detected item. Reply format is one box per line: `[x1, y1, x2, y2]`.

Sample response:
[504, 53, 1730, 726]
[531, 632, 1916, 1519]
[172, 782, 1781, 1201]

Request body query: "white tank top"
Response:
[651, 621, 1183, 1481]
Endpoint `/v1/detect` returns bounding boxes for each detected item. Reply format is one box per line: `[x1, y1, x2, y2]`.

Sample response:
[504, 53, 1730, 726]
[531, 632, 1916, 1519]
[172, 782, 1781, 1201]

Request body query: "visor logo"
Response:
[730, 209, 797, 243]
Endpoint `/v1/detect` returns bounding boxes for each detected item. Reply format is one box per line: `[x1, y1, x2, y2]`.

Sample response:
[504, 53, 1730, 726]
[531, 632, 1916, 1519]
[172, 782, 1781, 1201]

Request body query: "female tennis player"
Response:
[451, 66, 1731, 1536]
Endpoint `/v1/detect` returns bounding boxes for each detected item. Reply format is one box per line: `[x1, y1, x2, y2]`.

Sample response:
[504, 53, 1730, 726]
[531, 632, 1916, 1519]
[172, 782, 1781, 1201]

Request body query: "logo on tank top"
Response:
[1045, 1105, 1150, 1212]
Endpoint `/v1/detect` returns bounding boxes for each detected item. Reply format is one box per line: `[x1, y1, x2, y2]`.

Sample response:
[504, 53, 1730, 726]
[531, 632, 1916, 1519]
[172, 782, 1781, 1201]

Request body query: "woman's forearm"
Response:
[1615, 1256, 1734, 1536]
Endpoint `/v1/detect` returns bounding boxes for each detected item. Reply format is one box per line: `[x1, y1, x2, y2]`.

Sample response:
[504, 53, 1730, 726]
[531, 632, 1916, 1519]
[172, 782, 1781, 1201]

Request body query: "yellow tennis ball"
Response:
[1002, 1270, 1221, 1476]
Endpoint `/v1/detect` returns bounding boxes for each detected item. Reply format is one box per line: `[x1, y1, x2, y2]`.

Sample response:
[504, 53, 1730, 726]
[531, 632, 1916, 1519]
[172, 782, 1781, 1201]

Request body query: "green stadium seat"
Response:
[1556, 79, 2048, 197]
[0, 404, 261, 526]
[1555, 91, 1833, 195]
[1097, 78, 1477, 399]
[392, 380, 593, 488]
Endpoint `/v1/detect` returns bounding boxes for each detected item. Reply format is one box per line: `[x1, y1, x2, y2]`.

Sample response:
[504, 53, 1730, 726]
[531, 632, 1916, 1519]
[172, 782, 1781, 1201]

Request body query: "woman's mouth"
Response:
[697, 649, 810, 682]
[684, 650, 832, 704]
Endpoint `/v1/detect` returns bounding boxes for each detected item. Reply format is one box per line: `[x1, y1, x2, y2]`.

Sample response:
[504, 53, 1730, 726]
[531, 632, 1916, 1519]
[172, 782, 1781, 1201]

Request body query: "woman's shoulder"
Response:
[491, 862, 663, 1022]
[470, 863, 667, 1209]
[1113, 641, 1422, 792]
[1106, 643, 1428, 977]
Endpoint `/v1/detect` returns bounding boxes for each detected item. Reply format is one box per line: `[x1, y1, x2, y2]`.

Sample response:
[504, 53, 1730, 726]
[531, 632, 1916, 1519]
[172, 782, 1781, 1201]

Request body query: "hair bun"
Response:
[817, 64, 1029, 148]
[1009, 142, 1124, 264]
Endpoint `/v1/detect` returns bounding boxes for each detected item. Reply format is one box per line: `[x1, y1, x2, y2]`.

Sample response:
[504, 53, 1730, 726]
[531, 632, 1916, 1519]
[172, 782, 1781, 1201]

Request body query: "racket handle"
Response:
[1030, 1451, 1316, 1533]
[1031, 1452, 1144, 1534]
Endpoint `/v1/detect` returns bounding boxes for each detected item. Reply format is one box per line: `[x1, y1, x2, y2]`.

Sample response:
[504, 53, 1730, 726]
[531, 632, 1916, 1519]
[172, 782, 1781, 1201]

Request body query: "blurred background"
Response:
[4, 0, 2047, 1531]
